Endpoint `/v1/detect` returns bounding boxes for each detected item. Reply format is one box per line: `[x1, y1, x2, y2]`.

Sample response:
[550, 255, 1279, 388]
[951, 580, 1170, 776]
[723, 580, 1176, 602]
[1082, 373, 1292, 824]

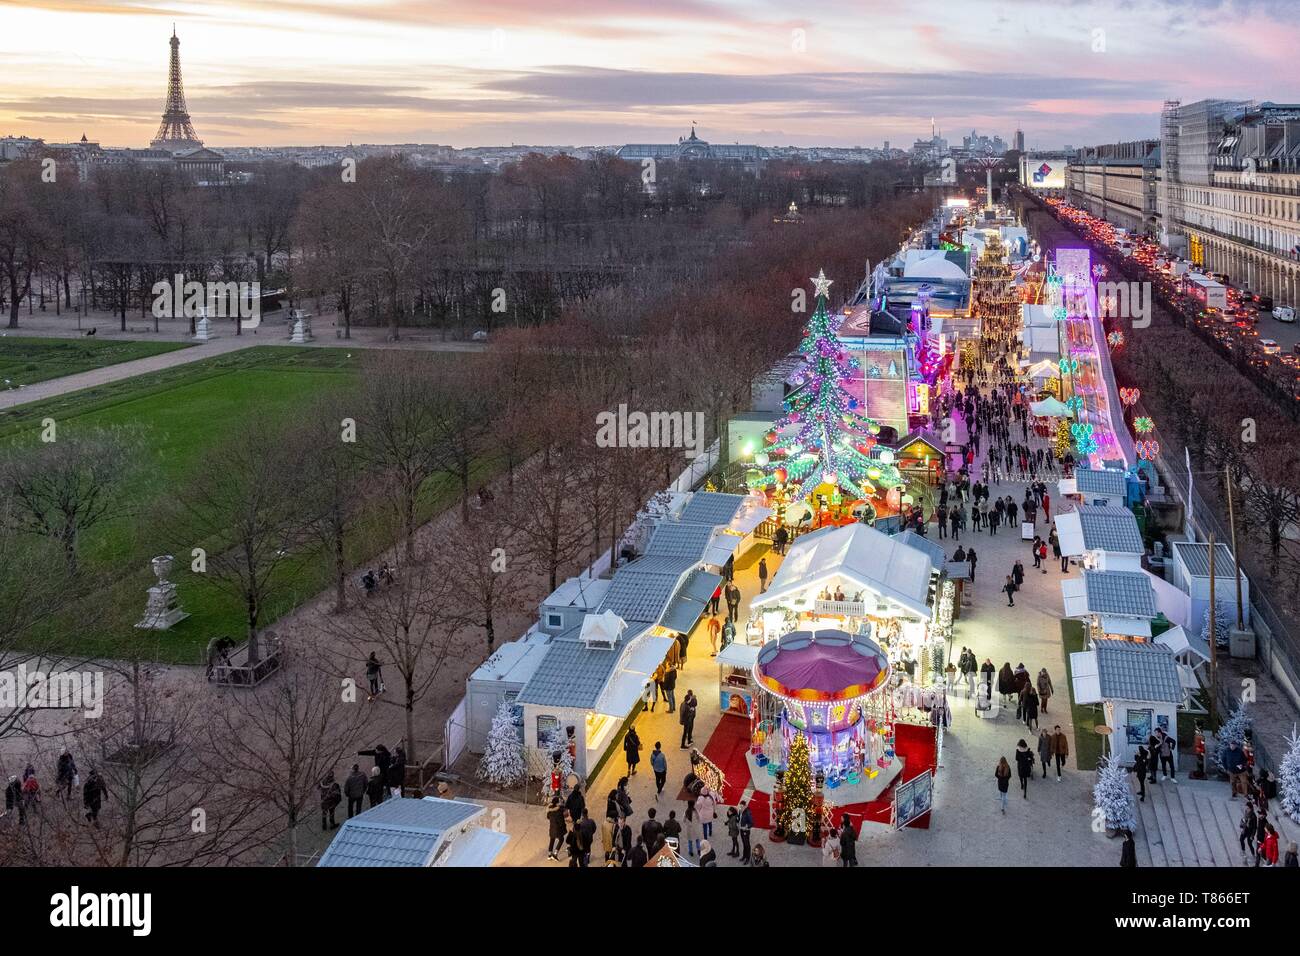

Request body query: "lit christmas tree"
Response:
[749, 270, 902, 501]
[1053, 419, 1072, 460]
[778, 731, 814, 844]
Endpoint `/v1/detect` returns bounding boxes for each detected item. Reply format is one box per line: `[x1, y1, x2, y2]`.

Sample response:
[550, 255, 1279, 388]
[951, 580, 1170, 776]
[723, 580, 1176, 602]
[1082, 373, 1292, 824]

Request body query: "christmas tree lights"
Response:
[749, 270, 902, 501]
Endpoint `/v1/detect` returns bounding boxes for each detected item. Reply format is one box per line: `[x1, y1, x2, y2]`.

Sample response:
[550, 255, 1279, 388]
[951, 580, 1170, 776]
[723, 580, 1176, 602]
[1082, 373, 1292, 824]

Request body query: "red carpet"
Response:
[690, 719, 938, 831]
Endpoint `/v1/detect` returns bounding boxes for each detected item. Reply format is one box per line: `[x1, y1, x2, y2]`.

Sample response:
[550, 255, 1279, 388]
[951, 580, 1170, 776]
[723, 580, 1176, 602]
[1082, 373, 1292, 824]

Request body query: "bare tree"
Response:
[0, 426, 145, 575]
[439, 501, 527, 652]
[513, 451, 587, 593]
[203, 649, 368, 866]
[323, 552, 465, 764]
[298, 396, 368, 613]
[168, 423, 309, 662]
[357, 352, 444, 561]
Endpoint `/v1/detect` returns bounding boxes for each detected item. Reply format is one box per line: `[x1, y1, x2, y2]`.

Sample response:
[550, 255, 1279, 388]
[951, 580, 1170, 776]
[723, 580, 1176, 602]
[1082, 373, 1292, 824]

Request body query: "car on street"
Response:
[1260, 338, 1282, 354]
[1273, 305, 1296, 323]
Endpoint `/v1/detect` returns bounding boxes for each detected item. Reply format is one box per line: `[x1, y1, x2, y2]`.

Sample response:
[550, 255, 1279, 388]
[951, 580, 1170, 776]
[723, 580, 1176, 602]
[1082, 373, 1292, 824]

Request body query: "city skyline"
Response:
[1, 0, 1297, 150]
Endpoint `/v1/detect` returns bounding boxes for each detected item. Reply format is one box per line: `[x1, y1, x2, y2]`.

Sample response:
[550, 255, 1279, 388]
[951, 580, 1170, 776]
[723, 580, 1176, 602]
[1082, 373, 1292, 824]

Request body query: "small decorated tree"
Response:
[1279, 726, 1300, 824]
[1053, 419, 1072, 460]
[1214, 702, 1252, 772]
[1199, 601, 1234, 648]
[778, 731, 814, 845]
[477, 700, 526, 789]
[1093, 756, 1138, 835]
[538, 726, 575, 803]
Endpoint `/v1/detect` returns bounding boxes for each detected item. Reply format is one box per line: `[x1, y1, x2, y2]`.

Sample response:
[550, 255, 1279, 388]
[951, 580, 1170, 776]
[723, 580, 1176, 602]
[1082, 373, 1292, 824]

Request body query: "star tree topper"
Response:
[811, 268, 833, 299]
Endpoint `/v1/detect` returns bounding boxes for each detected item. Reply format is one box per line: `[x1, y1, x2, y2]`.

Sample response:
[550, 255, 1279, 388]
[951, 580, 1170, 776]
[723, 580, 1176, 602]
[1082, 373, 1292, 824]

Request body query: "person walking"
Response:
[1222, 739, 1249, 799]
[725, 582, 742, 622]
[661, 663, 677, 713]
[995, 757, 1012, 814]
[680, 691, 697, 748]
[706, 615, 722, 656]
[623, 726, 642, 776]
[82, 768, 106, 827]
[725, 806, 741, 857]
[641, 807, 664, 856]
[1024, 687, 1039, 732]
[683, 795, 701, 858]
[967, 547, 978, 582]
[1156, 728, 1178, 783]
[1014, 739, 1035, 798]
[319, 774, 342, 831]
[758, 557, 769, 593]
[1004, 575, 1016, 607]
[344, 764, 367, 818]
[1012, 560, 1025, 590]
[698, 839, 717, 867]
[575, 809, 597, 866]
[365, 652, 384, 699]
[1239, 802, 1258, 864]
[55, 748, 77, 801]
[1133, 746, 1149, 802]
[1037, 729, 1053, 779]
[839, 815, 858, 867]
[4, 774, 22, 825]
[650, 742, 668, 798]
[721, 617, 736, 650]
[1037, 668, 1054, 713]
[1049, 725, 1069, 780]
[981, 658, 996, 697]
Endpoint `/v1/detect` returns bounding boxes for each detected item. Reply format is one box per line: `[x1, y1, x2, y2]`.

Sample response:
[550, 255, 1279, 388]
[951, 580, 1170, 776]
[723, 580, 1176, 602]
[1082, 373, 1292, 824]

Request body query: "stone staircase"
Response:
[1130, 777, 1297, 867]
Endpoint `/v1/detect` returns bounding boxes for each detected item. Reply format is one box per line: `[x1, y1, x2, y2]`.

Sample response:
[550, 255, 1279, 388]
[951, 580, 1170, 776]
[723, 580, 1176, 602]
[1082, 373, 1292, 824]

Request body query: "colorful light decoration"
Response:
[1071, 421, 1098, 456]
[1052, 306, 1068, 323]
[747, 270, 903, 501]
[1136, 439, 1161, 460]
[1133, 416, 1155, 434]
[1059, 358, 1080, 375]
[1107, 330, 1125, 348]
[1119, 387, 1141, 407]
[1065, 395, 1084, 414]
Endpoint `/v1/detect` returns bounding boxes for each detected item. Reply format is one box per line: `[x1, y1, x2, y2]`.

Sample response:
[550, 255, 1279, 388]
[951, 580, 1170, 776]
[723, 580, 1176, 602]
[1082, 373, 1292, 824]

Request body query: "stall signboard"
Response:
[894, 769, 933, 829]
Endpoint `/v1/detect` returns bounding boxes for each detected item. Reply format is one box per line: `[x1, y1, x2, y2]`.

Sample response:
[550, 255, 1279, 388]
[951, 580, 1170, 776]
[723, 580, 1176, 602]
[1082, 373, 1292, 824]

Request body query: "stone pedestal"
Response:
[135, 555, 189, 630]
[289, 310, 313, 343]
[193, 316, 215, 342]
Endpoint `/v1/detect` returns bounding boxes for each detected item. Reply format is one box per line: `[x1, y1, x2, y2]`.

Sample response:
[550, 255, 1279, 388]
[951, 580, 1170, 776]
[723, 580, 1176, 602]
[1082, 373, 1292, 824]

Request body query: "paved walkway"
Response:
[0, 336, 257, 411]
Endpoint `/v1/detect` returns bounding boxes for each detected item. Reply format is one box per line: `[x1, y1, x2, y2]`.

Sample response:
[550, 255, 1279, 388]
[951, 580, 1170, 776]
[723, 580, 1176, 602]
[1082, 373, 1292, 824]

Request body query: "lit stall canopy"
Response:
[660, 568, 725, 634]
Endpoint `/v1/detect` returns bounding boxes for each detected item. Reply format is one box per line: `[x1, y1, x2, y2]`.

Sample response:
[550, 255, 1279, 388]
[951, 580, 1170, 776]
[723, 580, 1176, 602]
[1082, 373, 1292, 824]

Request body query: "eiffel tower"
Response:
[150, 26, 203, 153]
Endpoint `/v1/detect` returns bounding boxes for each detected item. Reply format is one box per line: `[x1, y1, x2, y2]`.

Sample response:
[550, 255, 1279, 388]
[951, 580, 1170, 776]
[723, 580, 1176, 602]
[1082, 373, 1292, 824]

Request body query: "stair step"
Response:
[1162, 784, 1205, 866]
[1173, 786, 1215, 866]
[1136, 791, 1169, 867]
[1147, 786, 1186, 865]
[1183, 789, 1231, 866]
[1210, 798, 1246, 867]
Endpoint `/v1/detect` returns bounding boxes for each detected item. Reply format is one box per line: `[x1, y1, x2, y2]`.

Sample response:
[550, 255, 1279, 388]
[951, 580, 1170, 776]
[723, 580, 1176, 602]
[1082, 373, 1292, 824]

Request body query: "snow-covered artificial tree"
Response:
[477, 700, 526, 789]
[1214, 702, 1252, 772]
[541, 726, 575, 797]
[1093, 756, 1137, 834]
[1199, 601, 1235, 648]
[1278, 726, 1300, 825]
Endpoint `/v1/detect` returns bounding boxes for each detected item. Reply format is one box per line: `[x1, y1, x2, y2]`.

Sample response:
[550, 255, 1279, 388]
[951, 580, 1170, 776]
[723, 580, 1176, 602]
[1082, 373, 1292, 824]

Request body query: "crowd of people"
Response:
[3, 749, 109, 828]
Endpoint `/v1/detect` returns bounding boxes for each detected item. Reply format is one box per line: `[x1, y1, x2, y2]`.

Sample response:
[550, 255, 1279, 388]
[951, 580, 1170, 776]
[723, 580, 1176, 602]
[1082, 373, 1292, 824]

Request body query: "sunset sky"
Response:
[0, 0, 1296, 149]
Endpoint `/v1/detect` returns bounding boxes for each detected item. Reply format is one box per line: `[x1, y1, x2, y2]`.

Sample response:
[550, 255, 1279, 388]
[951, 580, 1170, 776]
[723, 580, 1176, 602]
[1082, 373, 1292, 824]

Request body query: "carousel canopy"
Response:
[750, 522, 937, 619]
[753, 629, 890, 702]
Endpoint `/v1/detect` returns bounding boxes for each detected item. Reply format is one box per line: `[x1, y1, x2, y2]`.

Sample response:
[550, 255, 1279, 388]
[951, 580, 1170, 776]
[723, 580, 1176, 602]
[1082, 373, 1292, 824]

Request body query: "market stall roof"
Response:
[1026, 358, 1060, 380]
[1055, 505, 1143, 556]
[1094, 639, 1184, 703]
[660, 569, 724, 633]
[894, 529, 947, 568]
[1098, 615, 1152, 638]
[516, 638, 625, 709]
[318, 797, 485, 867]
[1170, 540, 1242, 581]
[728, 496, 773, 535]
[1155, 624, 1211, 664]
[753, 629, 890, 702]
[716, 641, 761, 669]
[1021, 325, 1061, 356]
[597, 555, 699, 625]
[645, 521, 716, 559]
[678, 491, 749, 527]
[594, 633, 677, 717]
[1061, 570, 1157, 620]
[1029, 397, 1072, 418]
[1069, 650, 1102, 705]
[432, 826, 510, 868]
[751, 522, 936, 619]
[1071, 466, 1128, 499]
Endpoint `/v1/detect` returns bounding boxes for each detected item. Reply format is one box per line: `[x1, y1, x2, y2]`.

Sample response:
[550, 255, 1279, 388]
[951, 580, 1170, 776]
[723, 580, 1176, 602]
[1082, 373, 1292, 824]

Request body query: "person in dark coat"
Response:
[997, 662, 1016, 700]
[55, 749, 78, 800]
[1119, 829, 1137, 867]
[623, 727, 642, 775]
[387, 745, 406, 797]
[641, 807, 664, 856]
[343, 764, 367, 818]
[546, 797, 567, 861]
[82, 768, 107, 827]
[319, 774, 342, 831]
[698, 839, 717, 867]
[5, 774, 24, 824]
[1132, 747, 1149, 802]
[565, 782, 586, 824]
[360, 743, 392, 781]
[1024, 688, 1040, 732]
[838, 815, 858, 867]
[366, 766, 386, 808]
[995, 758, 1012, 813]
[680, 691, 697, 748]
[627, 836, 649, 868]
[1014, 740, 1035, 798]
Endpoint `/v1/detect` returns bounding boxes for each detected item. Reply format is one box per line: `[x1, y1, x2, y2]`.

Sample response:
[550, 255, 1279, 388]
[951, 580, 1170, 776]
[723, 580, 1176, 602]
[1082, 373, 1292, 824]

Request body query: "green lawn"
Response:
[0, 336, 190, 389]
[1060, 618, 1105, 771]
[1, 346, 484, 663]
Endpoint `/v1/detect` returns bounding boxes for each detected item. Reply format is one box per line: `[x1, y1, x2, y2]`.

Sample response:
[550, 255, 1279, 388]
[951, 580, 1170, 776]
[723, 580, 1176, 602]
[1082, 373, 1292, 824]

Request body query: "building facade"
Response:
[1066, 140, 1161, 235]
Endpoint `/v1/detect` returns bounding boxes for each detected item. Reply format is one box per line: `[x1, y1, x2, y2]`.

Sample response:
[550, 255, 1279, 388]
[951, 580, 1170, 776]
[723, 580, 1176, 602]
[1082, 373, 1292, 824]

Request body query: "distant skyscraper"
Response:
[1014, 129, 1025, 152]
[150, 27, 203, 154]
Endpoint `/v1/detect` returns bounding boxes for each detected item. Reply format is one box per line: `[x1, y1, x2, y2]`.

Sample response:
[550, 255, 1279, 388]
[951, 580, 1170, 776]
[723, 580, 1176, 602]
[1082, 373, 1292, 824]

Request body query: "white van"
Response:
[1273, 306, 1296, 323]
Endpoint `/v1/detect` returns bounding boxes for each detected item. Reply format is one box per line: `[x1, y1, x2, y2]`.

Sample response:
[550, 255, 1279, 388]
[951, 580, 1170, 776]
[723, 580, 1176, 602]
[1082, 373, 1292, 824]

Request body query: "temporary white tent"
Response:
[1029, 396, 1071, 417]
[1025, 358, 1060, 381]
[750, 522, 937, 619]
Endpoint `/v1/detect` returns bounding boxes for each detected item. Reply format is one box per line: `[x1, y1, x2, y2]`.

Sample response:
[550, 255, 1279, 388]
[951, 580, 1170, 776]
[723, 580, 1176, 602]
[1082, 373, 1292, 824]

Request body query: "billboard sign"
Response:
[894, 769, 934, 829]
[1022, 156, 1065, 189]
